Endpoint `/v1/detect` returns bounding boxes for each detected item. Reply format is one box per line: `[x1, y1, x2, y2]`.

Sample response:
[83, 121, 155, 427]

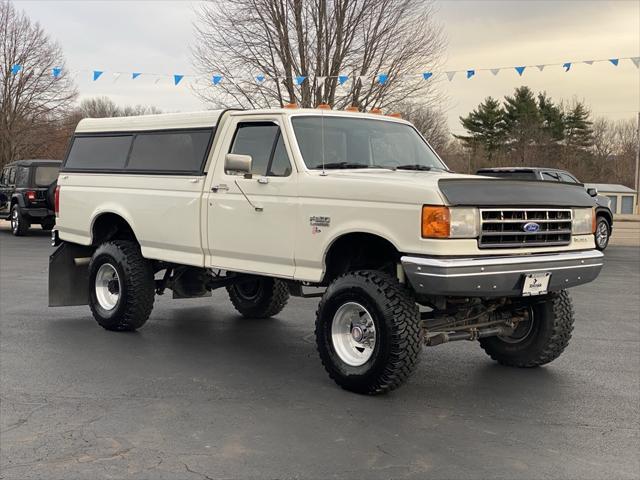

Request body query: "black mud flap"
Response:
[48, 243, 95, 307]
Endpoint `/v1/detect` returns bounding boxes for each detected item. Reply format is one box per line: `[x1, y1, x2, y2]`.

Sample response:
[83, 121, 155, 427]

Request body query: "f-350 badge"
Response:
[310, 216, 330, 234]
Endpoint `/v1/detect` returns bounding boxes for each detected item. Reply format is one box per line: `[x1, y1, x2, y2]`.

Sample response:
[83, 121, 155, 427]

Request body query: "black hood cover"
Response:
[438, 178, 596, 208]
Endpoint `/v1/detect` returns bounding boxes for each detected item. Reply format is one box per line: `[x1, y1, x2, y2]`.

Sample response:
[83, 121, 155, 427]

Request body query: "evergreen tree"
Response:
[564, 101, 594, 149]
[502, 86, 542, 163]
[455, 97, 506, 159]
[537, 92, 565, 142]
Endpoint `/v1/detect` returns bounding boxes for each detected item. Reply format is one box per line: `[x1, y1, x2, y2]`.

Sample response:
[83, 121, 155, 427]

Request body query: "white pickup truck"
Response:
[49, 107, 603, 394]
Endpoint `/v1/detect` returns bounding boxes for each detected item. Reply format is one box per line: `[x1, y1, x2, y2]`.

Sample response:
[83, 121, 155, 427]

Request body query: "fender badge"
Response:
[310, 216, 330, 227]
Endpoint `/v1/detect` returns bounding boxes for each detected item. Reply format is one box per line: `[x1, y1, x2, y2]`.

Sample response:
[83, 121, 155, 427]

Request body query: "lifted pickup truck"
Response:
[49, 108, 603, 394]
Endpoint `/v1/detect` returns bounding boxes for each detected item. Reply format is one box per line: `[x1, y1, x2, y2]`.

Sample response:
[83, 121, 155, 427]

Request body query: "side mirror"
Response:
[587, 187, 598, 197]
[225, 153, 252, 176]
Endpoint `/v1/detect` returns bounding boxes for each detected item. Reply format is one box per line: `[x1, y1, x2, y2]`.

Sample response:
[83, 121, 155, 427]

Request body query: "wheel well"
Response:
[596, 209, 612, 228]
[323, 233, 400, 284]
[91, 213, 137, 245]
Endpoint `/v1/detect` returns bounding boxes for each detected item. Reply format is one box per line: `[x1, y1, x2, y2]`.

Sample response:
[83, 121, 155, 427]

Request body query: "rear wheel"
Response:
[88, 240, 155, 331]
[595, 216, 610, 250]
[479, 290, 574, 367]
[226, 276, 289, 318]
[41, 218, 55, 231]
[315, 271, 421, 395]
[10, 205, 29, 236]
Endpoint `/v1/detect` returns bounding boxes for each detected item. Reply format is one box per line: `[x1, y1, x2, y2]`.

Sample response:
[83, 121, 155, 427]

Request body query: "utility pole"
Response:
[636, 111, 640, 214]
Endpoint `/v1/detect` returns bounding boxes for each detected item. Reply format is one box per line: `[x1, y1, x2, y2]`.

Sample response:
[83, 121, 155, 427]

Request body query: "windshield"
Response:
[291, 116, 446, 170]
[34, 165, 60, 186]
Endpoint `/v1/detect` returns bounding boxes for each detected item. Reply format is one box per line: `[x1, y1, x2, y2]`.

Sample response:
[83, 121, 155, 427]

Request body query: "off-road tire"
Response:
[479, 290, 574, 367]
[41, 218, 55, 231]
[10, 204, 29, 236]
[315, 270, 422, 395]
[595, 215, 610, 251]
[226, 277, 289, 318]
[88, 240, 155, 331]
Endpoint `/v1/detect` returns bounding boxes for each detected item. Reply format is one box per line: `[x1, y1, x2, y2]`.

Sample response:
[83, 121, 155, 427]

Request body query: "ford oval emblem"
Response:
[523, 222, 540, 233]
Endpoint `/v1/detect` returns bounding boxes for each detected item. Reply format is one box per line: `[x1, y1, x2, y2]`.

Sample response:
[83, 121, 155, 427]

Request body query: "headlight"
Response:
[422, 206, 479, 238]
[572, 208, 595, 235]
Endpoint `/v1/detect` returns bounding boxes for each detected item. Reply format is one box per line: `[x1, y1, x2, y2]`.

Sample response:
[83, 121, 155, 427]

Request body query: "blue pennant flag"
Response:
[11, 64, 22, 75]
[377, 73, 388, 85]
[52, 67, 62, 78]
[255, 74, 265, 83]
[563, 62, 572, 72]
[338, 75, 349, 85]
[609, 58, 619, 66]
[212, 75, 223, 85]
[422, 72, 433, 80]
[467, 69, 475, 79]
[173, 74, 184, 85]
[515, 66, 526, 76]
[132, 72, 141, 80]
[93, 70, 103, 81]
[294, 75, 306, 85]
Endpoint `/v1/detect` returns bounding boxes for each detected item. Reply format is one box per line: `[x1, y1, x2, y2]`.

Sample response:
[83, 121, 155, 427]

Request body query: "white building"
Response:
[585, 183, 638, 215]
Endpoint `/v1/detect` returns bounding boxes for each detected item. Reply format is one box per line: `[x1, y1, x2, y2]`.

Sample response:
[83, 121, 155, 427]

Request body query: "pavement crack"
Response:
[183, 462, 216, 480]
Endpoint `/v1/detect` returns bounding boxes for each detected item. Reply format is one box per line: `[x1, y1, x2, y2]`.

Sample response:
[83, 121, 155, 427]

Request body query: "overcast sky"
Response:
[14, 0, 640, 133]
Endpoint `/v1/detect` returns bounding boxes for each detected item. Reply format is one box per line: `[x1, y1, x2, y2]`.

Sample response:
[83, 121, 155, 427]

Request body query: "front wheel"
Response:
[88, 240, 155, 331]
[479, 290, 574, 367]
[315, 271, 422, 395]
[226, 276, 289, 318]
[10, 205, 29, 236]
[595, 216, 610, 250]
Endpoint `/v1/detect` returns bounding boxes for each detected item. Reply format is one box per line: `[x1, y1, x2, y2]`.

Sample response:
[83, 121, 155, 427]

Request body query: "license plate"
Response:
[522, 272, 551, 296]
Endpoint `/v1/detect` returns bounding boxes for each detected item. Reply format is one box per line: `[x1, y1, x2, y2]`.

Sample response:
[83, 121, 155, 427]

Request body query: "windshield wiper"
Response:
[395, 164, 433, 171]
[395, 164, 449, 172]
[314, 162, 393, 170]
[314, 162, 370, 169]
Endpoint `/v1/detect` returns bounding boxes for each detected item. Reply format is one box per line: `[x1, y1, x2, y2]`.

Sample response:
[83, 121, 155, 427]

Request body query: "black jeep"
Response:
[0, 160, 61, 236]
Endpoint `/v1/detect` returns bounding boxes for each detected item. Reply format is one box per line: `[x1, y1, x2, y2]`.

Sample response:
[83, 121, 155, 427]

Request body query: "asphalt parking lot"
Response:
[1, 228, 638, 480]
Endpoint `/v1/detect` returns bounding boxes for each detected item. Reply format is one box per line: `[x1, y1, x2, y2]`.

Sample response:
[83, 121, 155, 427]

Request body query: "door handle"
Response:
[211, 184, 229, 192]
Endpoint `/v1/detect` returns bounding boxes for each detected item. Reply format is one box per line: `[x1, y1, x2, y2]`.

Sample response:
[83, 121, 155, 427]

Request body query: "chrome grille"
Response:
[479, 208, 572, 248]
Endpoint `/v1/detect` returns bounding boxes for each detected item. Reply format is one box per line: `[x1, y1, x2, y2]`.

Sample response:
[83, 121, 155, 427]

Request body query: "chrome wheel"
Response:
[595, 219, 609, 249]
[331, 302, 377, 366]
[95, 263, 121, 311]
[499, 307, 535, 344]
[10, 208, 18, 233]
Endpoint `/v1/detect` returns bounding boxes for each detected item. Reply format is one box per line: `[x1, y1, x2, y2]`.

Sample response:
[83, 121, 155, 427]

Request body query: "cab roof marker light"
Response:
[317, 103, 331, 110]
[284, 102, 298, 109]
[345, 105, 359, 112]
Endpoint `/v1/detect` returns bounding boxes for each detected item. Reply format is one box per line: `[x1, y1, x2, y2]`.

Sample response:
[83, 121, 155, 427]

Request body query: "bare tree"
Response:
[398, 102, 449, 152]
[191, 0, 445, 110]
[0, 0, 76, 167]
[74, 96, 162, 119]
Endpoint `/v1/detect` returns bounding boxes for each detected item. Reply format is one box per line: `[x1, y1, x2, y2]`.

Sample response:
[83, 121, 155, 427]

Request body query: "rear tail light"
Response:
[54, 186, 60, 216]
[26, 190, 36, 202]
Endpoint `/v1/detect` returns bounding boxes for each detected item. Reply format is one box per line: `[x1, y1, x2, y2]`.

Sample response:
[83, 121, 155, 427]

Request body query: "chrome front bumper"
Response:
[401, 250, 604, 297]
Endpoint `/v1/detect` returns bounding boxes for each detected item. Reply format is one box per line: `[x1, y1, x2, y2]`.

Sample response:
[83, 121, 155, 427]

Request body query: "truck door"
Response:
[206, 117, 297, 278]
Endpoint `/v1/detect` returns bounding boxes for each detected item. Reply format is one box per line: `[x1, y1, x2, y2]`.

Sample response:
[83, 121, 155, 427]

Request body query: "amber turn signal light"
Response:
[592, 207, 597, 233]
[422, 206, 450, 238]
